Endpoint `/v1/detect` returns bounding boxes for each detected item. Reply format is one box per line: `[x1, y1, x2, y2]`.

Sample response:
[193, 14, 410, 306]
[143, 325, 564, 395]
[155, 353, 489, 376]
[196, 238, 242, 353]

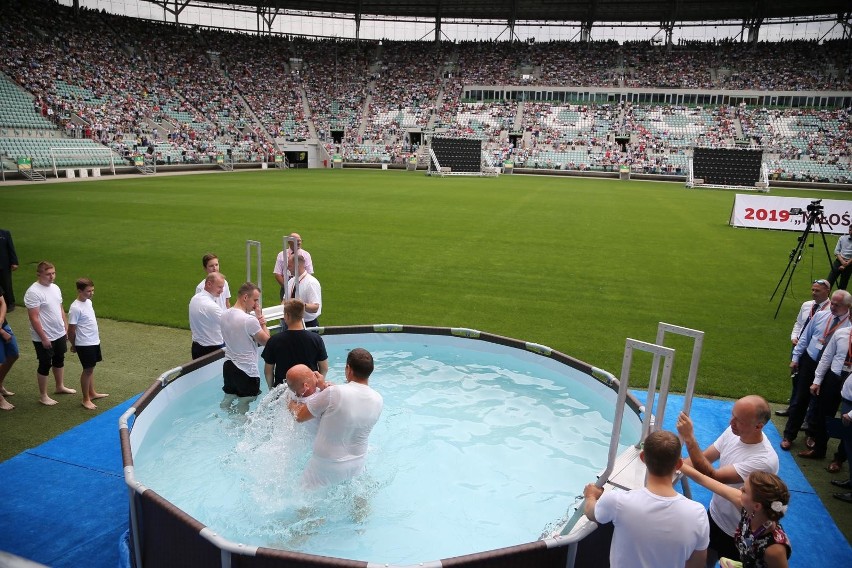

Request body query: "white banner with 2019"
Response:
[730, 194, 852, 234]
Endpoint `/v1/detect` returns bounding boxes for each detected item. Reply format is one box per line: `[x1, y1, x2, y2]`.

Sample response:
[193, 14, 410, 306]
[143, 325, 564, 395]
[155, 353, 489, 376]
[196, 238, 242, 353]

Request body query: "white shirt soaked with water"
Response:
[220, 308, 262, 377]
[288, 389, 320, 439]
[303, 381, 383, 489]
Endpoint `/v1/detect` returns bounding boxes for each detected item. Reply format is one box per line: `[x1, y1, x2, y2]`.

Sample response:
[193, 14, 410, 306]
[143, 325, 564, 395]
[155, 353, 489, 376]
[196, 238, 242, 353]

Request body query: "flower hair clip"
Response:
[770, 501, 788, 514]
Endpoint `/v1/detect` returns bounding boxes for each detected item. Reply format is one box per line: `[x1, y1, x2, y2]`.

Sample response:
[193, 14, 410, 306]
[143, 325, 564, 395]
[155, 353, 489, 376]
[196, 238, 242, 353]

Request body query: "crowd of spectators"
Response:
[0, 0, 849, 179]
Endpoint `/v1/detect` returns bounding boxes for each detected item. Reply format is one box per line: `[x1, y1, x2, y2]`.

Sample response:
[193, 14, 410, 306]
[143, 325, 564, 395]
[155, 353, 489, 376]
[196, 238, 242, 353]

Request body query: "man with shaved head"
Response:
[677, 395, 779, 566]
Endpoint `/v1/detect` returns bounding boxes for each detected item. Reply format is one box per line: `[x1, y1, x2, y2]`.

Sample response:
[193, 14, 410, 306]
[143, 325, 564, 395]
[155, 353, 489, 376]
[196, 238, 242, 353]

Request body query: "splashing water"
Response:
[132, 335, 640, 564]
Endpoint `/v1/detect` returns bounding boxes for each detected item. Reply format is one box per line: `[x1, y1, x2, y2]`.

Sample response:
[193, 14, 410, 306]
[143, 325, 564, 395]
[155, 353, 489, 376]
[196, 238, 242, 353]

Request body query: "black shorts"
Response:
[33, 336, 67, 375]
[222, 359, 260, 397]
[192, 341, 224, 361]
[76, 344, 103, 369]
[708, 510, 740, 561]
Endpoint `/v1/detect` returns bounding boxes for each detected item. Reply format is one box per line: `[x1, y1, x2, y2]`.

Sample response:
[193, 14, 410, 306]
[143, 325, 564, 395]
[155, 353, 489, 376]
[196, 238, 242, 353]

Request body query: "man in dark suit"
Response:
[0, 229, 18, 311]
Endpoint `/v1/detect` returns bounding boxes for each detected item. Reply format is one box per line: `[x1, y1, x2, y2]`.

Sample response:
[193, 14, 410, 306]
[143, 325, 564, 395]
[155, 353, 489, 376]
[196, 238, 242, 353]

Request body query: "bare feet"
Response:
[91, 392, 109, 400]
[82, 400, 97, 410]
[0, 396, 14, 410]
[39, 395, 59, 406]
[55, 386, 77, 394]
[0, 388, 14, 396]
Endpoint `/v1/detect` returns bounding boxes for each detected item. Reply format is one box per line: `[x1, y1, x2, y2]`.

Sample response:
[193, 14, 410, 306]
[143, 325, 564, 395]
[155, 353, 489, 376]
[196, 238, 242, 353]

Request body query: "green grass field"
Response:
[2, 168, 851, 542]
[2, 169, 841, 399]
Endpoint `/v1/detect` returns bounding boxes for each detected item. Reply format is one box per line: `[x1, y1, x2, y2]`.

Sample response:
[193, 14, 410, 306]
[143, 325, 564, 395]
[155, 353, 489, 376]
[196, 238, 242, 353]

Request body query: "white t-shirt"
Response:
[594, 487, 709, 568]
[709, 428, 780, 536]
[195, 278, 231, 311]
[287, 389, 321, 439]
[220, 308, 262, 378]
[287, 273, 322, 322]
[67, 298, 99, 346]
[24, 282, 65, 342]
[189, 290, 224, 347]
[302, 381, 383, 488]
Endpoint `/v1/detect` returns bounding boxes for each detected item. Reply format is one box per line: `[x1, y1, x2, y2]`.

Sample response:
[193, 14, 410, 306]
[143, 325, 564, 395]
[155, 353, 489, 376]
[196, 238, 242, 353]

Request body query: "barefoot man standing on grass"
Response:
[24, 261, 76, 405]
[0, 286, 19, 410]
[68, 278, 108, 410]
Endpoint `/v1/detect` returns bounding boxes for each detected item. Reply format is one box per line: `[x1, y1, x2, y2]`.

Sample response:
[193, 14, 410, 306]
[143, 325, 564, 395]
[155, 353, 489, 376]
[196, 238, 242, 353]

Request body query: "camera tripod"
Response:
[770, 208, 834, 318]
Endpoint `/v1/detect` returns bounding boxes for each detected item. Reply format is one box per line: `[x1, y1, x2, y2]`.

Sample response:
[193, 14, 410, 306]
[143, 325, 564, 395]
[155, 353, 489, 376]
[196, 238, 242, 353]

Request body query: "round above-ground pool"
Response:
[121, 325, 643, 568]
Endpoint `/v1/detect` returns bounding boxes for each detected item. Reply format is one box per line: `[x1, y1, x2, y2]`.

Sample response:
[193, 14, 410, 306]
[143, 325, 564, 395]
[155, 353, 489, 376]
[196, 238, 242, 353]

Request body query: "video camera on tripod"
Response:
[789, 199, 824, 217]
[771, 199, 833, 317]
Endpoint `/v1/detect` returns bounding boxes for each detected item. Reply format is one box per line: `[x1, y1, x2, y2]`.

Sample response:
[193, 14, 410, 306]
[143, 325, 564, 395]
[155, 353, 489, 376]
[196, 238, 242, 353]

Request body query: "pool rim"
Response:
[120, 324, 644, 568]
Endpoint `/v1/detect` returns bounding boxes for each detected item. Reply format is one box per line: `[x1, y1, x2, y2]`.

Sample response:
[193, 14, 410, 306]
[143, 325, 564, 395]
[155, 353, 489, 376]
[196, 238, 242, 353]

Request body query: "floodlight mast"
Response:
[770, 201, 833, 318]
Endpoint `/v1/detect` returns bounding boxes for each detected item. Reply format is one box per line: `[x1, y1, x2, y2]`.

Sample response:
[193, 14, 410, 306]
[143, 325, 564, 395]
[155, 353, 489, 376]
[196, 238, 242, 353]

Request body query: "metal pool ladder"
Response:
[550, 322, 704, 562]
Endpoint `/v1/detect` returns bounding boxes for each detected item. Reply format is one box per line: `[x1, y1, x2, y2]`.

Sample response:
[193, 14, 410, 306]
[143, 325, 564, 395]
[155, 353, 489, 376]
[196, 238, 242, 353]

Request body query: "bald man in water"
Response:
[288, 348, 383, 489]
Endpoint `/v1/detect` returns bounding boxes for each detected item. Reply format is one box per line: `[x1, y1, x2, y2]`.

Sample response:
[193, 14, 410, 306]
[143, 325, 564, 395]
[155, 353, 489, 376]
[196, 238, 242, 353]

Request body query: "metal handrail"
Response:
[245, 239, 262, 304]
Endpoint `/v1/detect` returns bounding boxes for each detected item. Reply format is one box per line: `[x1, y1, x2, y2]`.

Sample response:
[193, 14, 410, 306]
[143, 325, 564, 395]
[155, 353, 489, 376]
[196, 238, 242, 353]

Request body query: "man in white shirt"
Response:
[677, 395, 779, 566]
[273, 232, 314, 300]
[784, 289, 852, 452]
[68, 278, 108, 410]
[189, 272, 226, 360]
[827, 224, 852, 290]
[810, 325, 852, 463]
[289, 348, 383, 489]
[584, 430, 709, 568]
[220, 282, 270, 413]
[285, 363, 329, 439]
[832, 373, 852, 502]
[286, 253, 322, 327]
[24, 261, 76, 405]
[195, 253, 231, 310]
[778, 278, 831, 416]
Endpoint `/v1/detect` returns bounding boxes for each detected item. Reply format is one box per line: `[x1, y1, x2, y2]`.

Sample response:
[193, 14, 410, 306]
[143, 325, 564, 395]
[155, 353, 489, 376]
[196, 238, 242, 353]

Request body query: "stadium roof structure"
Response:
[157, 0, 850, 24]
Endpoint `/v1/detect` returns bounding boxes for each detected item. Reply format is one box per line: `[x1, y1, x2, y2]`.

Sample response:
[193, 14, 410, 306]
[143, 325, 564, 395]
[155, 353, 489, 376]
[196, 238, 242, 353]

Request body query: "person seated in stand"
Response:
[680, 465, 792, 568]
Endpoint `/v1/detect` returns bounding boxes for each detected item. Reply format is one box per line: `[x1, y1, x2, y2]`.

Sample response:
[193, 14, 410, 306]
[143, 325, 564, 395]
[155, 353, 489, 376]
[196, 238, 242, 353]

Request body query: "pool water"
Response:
[132, 333, 640, 565]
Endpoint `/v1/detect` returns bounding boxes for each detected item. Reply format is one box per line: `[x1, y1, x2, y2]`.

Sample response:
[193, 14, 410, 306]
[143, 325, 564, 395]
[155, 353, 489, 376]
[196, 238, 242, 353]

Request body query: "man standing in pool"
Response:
[220, 282, 270, 413]
[262, 299, 328, 389]
[288, 348, 383, 488]
[285, 364, 328, 439]
[583, 430, 709, 568]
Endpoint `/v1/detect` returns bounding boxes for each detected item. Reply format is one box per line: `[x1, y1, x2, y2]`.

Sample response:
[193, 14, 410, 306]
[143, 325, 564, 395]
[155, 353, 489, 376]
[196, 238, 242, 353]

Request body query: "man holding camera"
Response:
[827, 224, 852, 291]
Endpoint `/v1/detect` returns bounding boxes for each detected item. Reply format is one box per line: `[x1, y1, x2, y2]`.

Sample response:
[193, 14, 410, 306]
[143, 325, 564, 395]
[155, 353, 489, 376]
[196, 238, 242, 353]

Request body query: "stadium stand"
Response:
[0, 0, 849, 183]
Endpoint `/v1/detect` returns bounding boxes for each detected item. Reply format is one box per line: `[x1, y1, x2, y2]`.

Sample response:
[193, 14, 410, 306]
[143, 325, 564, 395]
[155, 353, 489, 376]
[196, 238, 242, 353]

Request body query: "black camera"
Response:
[807, 199, 824, 213]
[790, 200, 823, 216]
